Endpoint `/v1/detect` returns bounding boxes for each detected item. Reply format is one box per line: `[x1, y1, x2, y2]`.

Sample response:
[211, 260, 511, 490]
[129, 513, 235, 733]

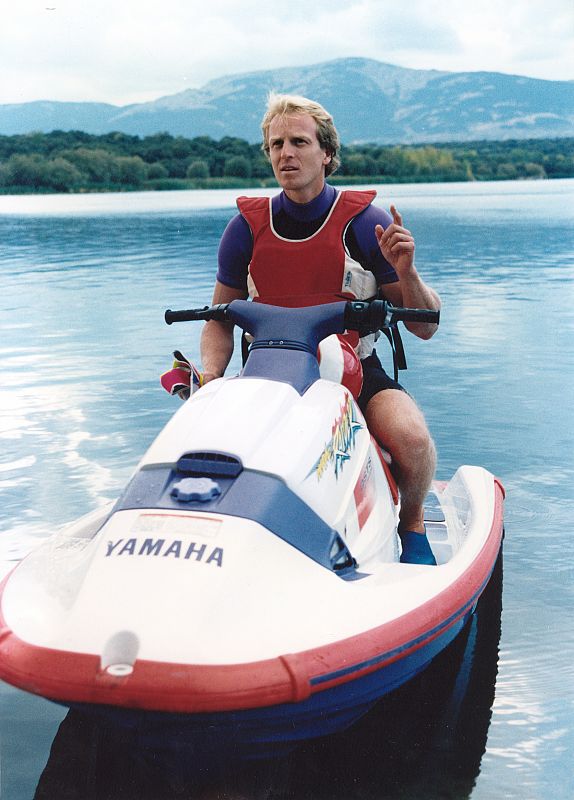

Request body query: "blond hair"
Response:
[261, 92, 341, 177]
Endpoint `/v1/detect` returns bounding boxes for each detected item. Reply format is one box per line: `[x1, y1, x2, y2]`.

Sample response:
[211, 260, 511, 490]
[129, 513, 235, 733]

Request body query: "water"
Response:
[0, 179, 573, 799]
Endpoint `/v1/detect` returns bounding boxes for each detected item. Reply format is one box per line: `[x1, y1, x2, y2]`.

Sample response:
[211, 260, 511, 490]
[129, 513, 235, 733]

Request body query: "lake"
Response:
[0, 179, 573, 799]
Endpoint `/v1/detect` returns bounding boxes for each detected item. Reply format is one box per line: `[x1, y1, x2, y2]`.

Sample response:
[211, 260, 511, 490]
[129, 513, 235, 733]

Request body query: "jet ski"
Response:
[0, 299, 505, 760]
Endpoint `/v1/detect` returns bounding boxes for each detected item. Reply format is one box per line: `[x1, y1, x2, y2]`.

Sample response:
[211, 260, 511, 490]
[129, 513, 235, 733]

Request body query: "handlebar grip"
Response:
[394, 308, 440, 325]
[165, 304, 230, 325]
[165, 308, 208, 325]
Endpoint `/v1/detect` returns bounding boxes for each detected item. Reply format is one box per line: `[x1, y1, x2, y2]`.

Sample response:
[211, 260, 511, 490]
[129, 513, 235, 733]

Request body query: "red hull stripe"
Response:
[311, 569, 488, 686]
[353, 459, 377, 530]
[0, 482, 504, 713]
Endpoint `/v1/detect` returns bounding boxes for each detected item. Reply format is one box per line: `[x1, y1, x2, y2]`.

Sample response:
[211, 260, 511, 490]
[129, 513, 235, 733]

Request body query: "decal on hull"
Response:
[311, 394, 362, 480]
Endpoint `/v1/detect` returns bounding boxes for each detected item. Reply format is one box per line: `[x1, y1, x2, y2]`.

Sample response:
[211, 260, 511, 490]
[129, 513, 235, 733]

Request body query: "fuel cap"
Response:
[171, 477, 221, 502]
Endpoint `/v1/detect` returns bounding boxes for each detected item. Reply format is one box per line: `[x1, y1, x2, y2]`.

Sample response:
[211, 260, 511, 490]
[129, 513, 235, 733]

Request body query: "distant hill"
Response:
[1, 58, 572, 144]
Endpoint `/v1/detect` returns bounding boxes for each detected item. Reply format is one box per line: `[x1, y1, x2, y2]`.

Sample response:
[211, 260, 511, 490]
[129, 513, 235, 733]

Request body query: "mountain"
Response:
[1, 58, 572, 144]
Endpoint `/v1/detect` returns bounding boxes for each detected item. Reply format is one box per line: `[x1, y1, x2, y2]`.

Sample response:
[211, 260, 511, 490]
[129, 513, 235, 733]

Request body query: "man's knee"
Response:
[365, 390, 434, 459]
[388, 417, 434, 466]
[400, 419, 434, 455]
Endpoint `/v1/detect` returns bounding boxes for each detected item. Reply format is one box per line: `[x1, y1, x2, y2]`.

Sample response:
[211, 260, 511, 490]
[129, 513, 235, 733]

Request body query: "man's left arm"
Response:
[375, 205, 440, 340]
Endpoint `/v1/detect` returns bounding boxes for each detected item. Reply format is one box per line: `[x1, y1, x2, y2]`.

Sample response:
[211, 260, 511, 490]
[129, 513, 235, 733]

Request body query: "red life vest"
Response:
[236, 189, 378, 309]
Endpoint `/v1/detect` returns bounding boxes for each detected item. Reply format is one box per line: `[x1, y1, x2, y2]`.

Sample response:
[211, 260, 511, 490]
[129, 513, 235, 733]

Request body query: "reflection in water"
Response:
[34, 555, 503, 800]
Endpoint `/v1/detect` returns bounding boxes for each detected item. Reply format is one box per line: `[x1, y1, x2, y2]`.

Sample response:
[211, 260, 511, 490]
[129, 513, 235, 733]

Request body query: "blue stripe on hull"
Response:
[311, 576, 486, 688]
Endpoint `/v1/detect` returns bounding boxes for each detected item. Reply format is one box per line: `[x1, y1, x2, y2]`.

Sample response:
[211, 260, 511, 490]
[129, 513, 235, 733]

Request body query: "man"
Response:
[200, 93, 441, 565]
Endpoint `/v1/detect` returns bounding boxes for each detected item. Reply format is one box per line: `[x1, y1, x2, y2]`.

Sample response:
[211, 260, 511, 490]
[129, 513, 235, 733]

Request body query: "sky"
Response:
[1, 0, 573, 107]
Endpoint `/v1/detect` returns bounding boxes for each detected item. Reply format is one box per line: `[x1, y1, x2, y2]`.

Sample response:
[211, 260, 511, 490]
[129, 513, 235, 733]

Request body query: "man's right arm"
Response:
[200, 280, 248, 383]
[201, 212, 252, 383]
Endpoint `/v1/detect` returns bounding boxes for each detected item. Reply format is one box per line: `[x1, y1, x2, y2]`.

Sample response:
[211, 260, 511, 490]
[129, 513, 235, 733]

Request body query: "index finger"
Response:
[390, 204, 403, 227]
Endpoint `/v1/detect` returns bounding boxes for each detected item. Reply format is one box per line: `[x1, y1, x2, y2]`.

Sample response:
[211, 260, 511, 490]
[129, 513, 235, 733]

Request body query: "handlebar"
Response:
[165, 299, 439, 332]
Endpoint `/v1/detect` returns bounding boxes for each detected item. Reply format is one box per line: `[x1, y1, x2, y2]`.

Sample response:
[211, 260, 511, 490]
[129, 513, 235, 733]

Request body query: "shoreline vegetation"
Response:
[0, 130, 572, 195]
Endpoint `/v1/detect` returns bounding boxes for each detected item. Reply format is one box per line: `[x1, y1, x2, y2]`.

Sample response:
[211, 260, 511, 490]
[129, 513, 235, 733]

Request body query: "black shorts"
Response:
[358, 351, 406, 414]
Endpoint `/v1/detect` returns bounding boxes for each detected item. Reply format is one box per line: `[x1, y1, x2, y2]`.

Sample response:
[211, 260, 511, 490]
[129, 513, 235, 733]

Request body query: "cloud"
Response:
[0, 0, 572, 105]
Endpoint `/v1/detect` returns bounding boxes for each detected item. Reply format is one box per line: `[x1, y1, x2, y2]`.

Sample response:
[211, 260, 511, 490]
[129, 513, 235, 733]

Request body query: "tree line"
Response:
[0, 129, 572, 193]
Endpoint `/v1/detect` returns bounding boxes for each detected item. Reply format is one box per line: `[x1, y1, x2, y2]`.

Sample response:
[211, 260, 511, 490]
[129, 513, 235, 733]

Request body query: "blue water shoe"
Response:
[398, 529, 437, 566]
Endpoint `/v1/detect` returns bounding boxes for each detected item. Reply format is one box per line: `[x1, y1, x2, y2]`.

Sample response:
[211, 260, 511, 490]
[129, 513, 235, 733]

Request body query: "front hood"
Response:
[0, 508, 357, 665]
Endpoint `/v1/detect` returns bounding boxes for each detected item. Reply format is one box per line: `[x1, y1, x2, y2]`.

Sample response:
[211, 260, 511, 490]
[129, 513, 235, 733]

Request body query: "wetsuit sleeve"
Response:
[346, 204, 399, 285]
[216, 214, 253, 290]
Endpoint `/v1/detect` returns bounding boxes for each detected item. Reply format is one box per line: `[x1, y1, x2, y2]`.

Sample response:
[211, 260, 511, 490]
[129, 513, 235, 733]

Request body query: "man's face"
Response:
[267, 113, 332, 204]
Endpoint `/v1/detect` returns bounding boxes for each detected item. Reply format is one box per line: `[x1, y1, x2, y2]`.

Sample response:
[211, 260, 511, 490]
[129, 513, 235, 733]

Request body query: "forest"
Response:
[0, 129, 572, 193]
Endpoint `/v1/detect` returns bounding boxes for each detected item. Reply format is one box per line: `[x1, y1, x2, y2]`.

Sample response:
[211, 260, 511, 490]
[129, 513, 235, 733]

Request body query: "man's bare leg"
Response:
[364, 389, 437, 563]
